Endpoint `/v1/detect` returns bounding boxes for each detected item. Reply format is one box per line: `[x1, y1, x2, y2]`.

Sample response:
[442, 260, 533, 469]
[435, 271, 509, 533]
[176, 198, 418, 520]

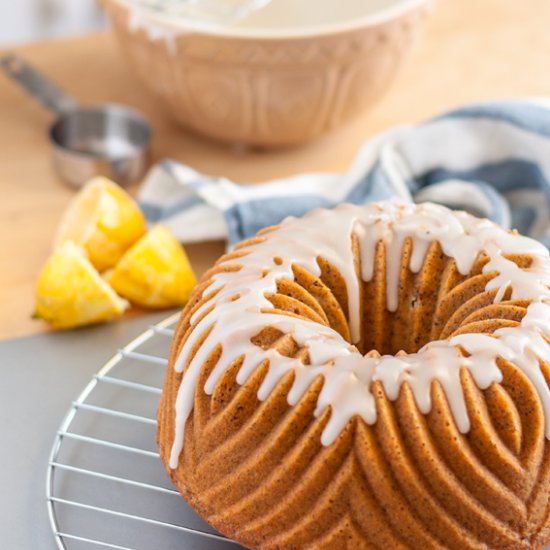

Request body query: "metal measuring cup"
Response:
[0, 54, 152, 188]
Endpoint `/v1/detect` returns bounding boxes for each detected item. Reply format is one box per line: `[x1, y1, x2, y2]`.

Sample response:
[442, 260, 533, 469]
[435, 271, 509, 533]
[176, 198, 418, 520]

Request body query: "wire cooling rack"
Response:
[46, 313, 243, 550]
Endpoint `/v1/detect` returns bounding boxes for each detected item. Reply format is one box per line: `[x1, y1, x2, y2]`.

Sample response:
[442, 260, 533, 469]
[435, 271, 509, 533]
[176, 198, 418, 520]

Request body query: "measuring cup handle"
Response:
[0, 53, 78, 116]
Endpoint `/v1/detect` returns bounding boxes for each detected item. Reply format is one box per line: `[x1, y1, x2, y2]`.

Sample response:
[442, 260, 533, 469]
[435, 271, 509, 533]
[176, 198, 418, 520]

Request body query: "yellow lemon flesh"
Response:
[35, 241, 129, 329]
[55, 176, 147, 272]
[105, 225, 197, 308]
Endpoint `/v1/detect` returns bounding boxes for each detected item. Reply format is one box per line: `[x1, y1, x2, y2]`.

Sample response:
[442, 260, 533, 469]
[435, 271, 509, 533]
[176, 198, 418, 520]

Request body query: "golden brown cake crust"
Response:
[158, 206, 550, 550]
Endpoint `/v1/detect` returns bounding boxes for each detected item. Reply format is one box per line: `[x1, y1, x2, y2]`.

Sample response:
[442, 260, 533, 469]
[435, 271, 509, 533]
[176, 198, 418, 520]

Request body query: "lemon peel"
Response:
[35, 241, 129, 329]
[55, 176, 146, 271]
[105, 225, 197, 308]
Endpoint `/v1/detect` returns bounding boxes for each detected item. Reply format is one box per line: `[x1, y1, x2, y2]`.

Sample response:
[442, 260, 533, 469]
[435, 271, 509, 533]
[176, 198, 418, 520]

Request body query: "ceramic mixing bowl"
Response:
[102, 0, 433, 146]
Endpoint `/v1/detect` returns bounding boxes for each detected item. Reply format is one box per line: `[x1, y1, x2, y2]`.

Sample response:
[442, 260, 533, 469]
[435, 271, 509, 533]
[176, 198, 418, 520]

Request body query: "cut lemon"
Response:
[34, 241, 129, 329]
[55, 176, 147, 272]
[105, 225, 197, 308]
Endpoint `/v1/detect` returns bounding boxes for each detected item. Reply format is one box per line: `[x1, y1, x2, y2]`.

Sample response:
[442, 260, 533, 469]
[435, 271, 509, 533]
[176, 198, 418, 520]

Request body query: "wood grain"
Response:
[1, 0, 549, 339]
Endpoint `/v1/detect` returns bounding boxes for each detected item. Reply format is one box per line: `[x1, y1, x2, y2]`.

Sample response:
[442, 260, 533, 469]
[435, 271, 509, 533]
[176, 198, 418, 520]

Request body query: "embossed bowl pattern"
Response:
[102, 0, 433, 145]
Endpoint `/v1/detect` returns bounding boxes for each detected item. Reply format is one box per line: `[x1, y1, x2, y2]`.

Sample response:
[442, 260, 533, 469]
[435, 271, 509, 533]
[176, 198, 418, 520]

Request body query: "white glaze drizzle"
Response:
[169, 201, 550, 468]
[126, 5, 181, 55]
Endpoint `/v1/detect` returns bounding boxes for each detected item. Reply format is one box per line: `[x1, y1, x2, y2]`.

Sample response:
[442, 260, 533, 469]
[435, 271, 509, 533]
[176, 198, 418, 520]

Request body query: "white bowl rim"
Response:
[111, 0, 431, 39]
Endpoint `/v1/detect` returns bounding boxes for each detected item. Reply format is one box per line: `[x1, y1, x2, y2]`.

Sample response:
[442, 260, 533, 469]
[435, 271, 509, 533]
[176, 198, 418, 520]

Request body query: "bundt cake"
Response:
[158, 200, 550, 549]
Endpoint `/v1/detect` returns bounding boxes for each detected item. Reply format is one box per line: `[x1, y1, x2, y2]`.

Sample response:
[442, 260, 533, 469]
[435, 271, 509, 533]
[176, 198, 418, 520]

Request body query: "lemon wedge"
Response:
[55, 176, 147, 272]
[104, 225, 197, 308]
[34, 241, 129, 329]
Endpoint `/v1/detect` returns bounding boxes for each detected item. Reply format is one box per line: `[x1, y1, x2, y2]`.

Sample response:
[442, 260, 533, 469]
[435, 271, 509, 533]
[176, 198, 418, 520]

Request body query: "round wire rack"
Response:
[46, 313, 242, 550]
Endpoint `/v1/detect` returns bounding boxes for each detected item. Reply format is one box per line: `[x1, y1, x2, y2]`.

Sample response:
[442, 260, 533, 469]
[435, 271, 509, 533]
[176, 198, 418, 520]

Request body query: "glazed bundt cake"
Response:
[158, 201, 550, 549]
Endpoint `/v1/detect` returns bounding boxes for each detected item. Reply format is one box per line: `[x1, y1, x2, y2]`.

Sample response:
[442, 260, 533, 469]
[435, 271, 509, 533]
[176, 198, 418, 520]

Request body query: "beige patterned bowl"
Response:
[102, 0, 433, 146]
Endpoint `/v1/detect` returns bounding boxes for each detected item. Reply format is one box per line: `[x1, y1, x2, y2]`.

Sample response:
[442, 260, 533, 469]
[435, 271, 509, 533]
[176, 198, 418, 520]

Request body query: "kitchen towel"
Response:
[138, 99, 550, 248]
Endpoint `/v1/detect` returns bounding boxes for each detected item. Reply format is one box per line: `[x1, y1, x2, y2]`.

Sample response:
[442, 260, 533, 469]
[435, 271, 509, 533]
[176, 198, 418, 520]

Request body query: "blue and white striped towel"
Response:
[139, 100, 550, 248]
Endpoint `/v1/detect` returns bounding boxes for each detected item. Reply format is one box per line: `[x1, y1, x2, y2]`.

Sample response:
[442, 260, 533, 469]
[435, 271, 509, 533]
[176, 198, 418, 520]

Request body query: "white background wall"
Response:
[0, 0, 106, 46]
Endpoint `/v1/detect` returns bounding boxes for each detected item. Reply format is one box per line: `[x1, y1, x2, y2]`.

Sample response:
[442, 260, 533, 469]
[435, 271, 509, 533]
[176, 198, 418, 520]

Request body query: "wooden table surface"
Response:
[1, 0, 550, 339]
